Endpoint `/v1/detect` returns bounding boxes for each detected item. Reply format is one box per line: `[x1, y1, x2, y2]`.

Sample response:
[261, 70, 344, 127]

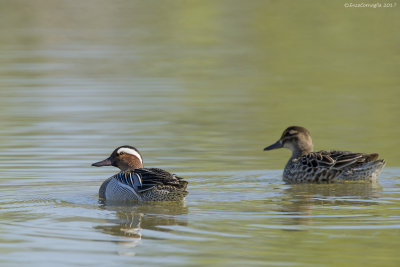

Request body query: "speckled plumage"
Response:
[264, 126, 385, 183]
[92, 146, 188, 201]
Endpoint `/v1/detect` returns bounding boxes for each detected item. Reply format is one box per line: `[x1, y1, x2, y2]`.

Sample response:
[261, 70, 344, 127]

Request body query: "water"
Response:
[0, 0, 400, 266]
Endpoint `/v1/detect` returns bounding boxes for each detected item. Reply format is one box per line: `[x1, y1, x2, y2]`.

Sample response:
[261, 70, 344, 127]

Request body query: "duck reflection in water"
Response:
[280, 182, 382, 227]
[95, 201, 188, 244]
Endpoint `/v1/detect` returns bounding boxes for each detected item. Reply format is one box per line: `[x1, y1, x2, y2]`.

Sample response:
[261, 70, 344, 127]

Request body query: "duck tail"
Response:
[357, 159, 386, 181]
[174, 175, 188, 190]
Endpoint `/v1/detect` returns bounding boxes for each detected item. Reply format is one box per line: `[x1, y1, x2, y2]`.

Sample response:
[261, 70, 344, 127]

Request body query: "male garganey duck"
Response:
[263, 126, 385, 183]
[92, 146, 188, 201]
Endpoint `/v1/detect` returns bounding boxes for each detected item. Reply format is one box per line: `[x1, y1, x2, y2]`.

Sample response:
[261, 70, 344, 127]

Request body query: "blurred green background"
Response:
[0, 0, 398, 170]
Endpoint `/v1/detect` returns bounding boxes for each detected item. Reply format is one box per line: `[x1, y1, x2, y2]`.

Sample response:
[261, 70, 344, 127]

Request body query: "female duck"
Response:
[92, 146, 188, 201]
[264, 126, 385, 183]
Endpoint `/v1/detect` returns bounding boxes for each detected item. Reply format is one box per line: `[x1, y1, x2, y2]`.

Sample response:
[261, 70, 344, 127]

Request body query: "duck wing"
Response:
[133, 168, 188, 191]
[302, 150, 380, 170]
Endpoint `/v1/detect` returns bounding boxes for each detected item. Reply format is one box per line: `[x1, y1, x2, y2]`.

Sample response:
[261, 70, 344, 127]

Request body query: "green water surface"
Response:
[0, 1, 399, 266]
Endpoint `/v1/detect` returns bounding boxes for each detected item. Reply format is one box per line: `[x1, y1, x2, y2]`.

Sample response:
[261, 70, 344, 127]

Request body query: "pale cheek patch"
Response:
[117, 148, 143, 164]
[283, 142, 295, 151]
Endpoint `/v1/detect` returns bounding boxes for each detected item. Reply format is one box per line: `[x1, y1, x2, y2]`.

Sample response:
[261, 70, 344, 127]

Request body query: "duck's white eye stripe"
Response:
[288, 130, 298, 135]
[117, 148, 143, 163]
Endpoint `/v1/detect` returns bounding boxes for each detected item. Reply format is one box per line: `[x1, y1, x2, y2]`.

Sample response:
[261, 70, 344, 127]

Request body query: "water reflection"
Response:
[281, 182, 382, 226]
[95, 202, 188, 239]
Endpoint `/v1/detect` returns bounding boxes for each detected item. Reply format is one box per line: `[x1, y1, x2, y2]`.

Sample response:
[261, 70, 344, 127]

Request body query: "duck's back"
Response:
[283, 150, 385, 183]
[134, 168, 188, 201]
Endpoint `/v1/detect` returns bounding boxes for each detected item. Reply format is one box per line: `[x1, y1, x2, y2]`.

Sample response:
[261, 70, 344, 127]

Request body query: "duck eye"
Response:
[119, 152, 125, 155]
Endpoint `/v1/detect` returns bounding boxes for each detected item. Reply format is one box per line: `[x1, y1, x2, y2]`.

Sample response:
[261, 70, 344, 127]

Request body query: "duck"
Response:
[263, 126, 385, 183]
[92, 145, 188, 201]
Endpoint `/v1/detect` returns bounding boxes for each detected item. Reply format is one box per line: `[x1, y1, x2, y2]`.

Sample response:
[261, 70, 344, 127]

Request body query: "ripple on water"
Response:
[1, 167, 400, 266]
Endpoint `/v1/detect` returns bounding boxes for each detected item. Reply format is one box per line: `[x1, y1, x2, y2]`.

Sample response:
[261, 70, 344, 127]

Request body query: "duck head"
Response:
[92, 145, 143, 171]
[264, 126, 314, 157]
